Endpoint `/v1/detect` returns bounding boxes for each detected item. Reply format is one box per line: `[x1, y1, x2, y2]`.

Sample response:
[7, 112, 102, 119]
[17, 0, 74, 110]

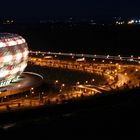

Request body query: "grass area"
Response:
[25, 64, 106, 86]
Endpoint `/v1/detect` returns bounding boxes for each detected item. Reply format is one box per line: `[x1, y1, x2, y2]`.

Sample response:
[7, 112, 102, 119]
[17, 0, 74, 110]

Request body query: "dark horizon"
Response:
[0, 0, 140, 19]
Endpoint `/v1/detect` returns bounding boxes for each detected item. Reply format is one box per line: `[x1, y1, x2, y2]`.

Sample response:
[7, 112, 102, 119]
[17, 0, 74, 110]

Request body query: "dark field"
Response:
[26, 65, 106, 85]
[0, 23, 140, 56]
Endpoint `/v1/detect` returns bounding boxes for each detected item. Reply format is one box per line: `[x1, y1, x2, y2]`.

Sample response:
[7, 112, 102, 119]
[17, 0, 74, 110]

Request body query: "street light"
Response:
[18, 84, 21, 87]
[30, 87, 34, 94]
[76, 81, 80, 85]
[91, 79, 95, 85]
[30, 87, 34, 99]
[60, 84, 65, 93]
[85, 81, 88, 85]
[62, 84, 65, 87]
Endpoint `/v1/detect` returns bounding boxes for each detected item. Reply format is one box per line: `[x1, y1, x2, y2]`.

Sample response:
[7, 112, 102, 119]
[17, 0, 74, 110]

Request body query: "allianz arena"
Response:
[0, 33, 29, 87]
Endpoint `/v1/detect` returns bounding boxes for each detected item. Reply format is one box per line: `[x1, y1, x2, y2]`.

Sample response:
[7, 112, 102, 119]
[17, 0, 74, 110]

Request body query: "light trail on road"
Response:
[30, 51, 140, 63]
[0, 51, 139, 112]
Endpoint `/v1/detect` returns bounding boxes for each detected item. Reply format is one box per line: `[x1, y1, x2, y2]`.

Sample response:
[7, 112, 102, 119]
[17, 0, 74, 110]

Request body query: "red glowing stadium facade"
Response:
[0, 33, 29, 87]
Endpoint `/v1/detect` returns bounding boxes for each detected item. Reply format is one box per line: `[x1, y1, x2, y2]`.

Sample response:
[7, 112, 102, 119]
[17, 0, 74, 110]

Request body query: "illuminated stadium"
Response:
[0, 33, 29, 87]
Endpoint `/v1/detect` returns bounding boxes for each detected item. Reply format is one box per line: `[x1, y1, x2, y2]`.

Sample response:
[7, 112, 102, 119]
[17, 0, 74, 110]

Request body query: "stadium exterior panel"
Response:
[0, 33, 29, 87]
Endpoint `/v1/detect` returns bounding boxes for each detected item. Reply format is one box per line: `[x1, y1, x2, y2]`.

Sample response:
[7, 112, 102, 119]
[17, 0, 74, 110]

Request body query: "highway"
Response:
[0, 51, 139, 112]
[29, 51, 140, 92]
[30, 51, 140, 63]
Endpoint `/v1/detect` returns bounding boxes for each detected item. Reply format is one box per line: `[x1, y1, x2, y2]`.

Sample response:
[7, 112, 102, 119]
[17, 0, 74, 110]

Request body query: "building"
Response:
[0, 33, 29, 87]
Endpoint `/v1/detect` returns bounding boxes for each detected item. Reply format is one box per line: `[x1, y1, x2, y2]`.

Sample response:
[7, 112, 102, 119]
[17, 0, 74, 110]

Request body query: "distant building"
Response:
[128, 19, 140, 25]
[116, 21, 125, 25]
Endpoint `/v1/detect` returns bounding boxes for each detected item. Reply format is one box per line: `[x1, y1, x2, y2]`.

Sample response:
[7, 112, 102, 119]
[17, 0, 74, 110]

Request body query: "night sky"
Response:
[0, 0, 140, 18]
